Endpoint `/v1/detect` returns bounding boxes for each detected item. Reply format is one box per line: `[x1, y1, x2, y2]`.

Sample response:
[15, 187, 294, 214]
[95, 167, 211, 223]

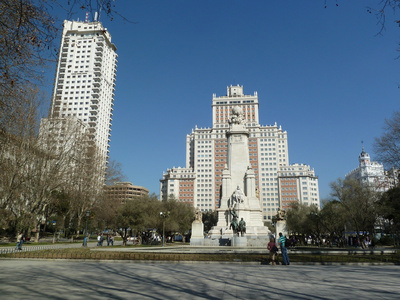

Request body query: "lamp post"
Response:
[84, 210, 90, 247]
[159, 211, 170, 247]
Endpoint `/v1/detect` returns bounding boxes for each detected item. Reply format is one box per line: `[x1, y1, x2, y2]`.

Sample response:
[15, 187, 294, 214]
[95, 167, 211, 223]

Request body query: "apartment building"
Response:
[160, 85, 320, 221]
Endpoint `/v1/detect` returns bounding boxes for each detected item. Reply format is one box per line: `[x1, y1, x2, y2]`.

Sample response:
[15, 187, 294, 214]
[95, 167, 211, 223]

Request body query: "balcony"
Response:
[93, 67, 101, 76]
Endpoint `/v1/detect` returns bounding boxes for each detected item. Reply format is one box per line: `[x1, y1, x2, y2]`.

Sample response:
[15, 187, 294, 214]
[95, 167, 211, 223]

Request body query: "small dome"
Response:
[359, 146, 370, 164]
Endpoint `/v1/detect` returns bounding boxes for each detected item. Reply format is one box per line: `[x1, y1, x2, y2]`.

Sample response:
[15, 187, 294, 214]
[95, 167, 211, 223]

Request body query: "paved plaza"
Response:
[1, 259, 399, 299]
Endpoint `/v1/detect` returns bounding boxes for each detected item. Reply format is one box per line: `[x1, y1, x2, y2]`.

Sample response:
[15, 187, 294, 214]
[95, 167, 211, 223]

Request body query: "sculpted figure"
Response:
[229, 106, 244, 125]
[194, 208, 202, 222]
[238, 218, 246, 237]
[230, 208, 239, 232]
[233, 186, 244, 204]
[277, 208, 286, 221]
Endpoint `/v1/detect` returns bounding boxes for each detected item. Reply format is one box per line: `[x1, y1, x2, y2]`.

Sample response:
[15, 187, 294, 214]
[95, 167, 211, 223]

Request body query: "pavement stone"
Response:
[0, 259, 399, 299]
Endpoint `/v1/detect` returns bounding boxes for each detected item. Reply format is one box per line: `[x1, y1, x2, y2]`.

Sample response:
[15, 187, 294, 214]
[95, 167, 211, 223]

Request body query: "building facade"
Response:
[278, 164, 320, 209]
[160, 85, 320, 221]
[42, 19, 117, 180]
[104, 182, 149, 203]
[345, 147, 394, 192]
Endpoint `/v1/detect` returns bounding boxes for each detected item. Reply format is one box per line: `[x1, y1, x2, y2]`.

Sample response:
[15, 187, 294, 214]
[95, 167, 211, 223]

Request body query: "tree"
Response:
[377, 186, 400, 245]
[0, 86, 52, 236]
[202, 211, 218, 233]
[0, 1, 131, 239]
[318, 200, 346, 246]
[0, 0, 57, 126]
[105, 160, 127, 185]
[159, 199, 194, 236]
[114, 199, 154, 246]
[373, 111, 400, 169]
[330, 178, 379, 237]
[286, 203, 319, 243]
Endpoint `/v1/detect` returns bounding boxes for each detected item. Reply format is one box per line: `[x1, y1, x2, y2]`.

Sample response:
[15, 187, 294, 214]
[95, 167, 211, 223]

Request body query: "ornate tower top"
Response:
[359, 144, 370, 165]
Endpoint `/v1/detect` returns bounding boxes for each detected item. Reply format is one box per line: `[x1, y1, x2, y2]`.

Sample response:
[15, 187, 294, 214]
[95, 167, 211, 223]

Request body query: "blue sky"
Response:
[49, 1, 400, 200]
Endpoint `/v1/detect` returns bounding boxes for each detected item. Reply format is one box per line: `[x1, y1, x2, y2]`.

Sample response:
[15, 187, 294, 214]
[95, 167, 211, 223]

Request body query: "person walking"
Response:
[15, 232, 24, 250]
[97, 233, 102, 246]
[267, 237, 279, 265]
[278, 232, 290, 265]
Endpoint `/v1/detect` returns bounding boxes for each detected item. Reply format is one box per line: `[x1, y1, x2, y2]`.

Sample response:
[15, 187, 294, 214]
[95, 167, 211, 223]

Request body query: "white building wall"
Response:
[346, 148, 388, 192]
[49, 19, 117, 179]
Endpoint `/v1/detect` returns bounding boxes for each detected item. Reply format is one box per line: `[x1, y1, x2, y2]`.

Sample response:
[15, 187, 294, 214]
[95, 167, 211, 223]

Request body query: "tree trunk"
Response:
[35, 223, 40, 242]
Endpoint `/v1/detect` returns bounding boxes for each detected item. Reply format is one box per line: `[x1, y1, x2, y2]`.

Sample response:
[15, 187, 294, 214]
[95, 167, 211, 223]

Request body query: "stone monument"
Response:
[190, 208, 204, 246]
[206, 106, 271, 247]
[275, 208, 288, 238]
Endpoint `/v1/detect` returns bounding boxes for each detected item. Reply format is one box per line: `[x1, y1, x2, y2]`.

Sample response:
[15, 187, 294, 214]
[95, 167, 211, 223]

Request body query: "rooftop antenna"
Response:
[85, 11, 89, 23]
[94, 12, 98, 21]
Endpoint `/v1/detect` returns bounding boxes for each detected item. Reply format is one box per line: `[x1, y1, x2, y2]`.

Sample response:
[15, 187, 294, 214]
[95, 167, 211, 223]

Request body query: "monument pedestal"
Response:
[275, 220, 288, 238]
[190, 220, 204, 246]
[232, 236, 247, 247]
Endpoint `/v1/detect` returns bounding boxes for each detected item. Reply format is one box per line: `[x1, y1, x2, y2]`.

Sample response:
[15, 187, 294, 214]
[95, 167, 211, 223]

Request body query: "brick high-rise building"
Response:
[160, 85, 320, 222]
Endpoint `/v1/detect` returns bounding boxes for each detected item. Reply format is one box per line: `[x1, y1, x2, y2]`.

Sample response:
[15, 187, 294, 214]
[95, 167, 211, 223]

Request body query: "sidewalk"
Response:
[0, 260, 399, 299]
[0, 240, 123, 254]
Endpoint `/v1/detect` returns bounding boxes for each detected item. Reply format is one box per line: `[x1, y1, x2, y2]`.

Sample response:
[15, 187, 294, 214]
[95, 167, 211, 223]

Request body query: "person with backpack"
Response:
[267, 237, 279, 265]
[278, 232, 290, 265]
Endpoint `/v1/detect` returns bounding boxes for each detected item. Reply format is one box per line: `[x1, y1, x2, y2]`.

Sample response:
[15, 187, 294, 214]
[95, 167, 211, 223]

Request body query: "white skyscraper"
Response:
[160, 85, 320, 222]
[44, 19, 117, 178]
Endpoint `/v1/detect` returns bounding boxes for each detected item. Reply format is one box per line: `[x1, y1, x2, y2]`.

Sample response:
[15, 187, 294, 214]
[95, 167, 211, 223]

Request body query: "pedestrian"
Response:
[15, 232, 24, 250]
[110, 235, 114, 246]
[97, 233, 101, 246]
[267, 237, 279, 265]
[278, 232, 290, 265]
[107, 235, 111, 246]
[82, 236, 88, 247]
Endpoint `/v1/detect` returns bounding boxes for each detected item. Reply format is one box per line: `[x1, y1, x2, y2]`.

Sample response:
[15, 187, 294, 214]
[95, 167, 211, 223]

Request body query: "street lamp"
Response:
[160, 211, 170, 247]
[84, 210, 90, 247]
